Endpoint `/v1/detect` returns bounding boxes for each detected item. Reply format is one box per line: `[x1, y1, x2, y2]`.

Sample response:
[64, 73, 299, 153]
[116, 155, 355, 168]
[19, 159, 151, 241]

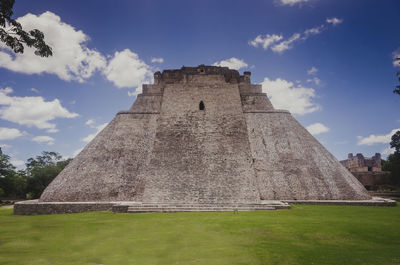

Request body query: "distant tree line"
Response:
[0, 148, 71, 200]
[395, 56, 400, 95]
[382, 131, 400, 186]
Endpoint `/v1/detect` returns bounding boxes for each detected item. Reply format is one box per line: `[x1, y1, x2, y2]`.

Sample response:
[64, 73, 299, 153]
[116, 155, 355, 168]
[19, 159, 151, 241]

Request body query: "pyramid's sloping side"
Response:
[40, 113, 159, 202]
[245, 111, 371, 200]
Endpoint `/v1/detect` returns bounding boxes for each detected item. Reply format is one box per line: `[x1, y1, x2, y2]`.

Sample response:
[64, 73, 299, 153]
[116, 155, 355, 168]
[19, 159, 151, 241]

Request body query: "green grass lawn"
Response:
[0, 204, 399, 265]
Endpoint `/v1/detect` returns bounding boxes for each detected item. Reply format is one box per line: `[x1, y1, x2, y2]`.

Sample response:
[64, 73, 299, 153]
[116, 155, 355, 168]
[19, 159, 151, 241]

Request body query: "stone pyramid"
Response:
[40, 65, 371, 205]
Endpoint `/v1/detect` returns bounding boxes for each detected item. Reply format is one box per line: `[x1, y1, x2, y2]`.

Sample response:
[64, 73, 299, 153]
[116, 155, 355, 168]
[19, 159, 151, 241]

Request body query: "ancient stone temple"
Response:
[15, 65, 394, 215]
[340, 153, 390, 189]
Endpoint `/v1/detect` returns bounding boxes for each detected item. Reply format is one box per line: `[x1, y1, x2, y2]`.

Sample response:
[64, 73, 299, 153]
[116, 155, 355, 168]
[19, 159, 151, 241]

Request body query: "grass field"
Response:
[0, 204, 399, 265]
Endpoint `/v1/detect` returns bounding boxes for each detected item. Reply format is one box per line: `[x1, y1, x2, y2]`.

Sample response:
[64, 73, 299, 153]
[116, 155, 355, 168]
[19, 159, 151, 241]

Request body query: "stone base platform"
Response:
[112, 201, 290, 213]
[283, 197, 396, 206]
[13, 200, 115, 215]
[13, 197, 396, 215]
[13, 200, 290, 215]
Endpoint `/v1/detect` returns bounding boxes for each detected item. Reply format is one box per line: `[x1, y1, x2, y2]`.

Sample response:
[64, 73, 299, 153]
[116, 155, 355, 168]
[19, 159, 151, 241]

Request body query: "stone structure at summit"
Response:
[15, 65, 394, 215]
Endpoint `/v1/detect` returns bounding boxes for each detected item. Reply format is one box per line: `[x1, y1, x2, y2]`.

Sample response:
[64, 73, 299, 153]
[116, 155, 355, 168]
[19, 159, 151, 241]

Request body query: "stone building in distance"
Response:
[15, 65, 394, 214]
[340, 153, 389, 189]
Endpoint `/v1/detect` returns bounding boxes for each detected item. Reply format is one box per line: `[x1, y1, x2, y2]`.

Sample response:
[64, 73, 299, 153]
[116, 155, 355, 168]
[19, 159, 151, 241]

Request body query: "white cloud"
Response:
[250, 17, 341, 53]
[0, 12, 155, 90]
[82, 122, 108, 143]
[151, 57, 164, 63]
[212, 57, 248, 70]
[248, 34, 283, 49]
[278, 0, 309, 5]
[382, 147, 395, 156]
[0, 87, 78, 132]
[10, 159, 25, 168]
[304, 25, 325, 37]
[32, 135, 55, 145]
[271, 33, 301, 53]
[306, 123, 330, 135]
[46, 128, 59, 133]
[103, 49, 152, 89]
[306, 67, 322, 85]
[0, 144, 11, 149]
[307, 66, 318, 75]
[128, 90, 140, 97]
[326, 17, 343, 26]
[393, 48, 400, 67]
[0, 127, 23, 140]
[85, 119, 95, 127]
[261, 77, 320, 115]
[357, 128, 400, 146]
[30, 88, 39, 93]
[0, 12, 106, 82]
[307, 77, 322, 86]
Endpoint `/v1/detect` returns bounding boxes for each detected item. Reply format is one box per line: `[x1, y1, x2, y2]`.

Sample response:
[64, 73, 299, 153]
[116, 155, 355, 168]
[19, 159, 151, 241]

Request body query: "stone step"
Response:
[126, 206, 278, 213]
[127, 206, 277, 210]
[128, 203, 288, 208]
[127, 207, 276, 213]
[131, 206, 290, 210]
[127, 204, 285, 207]
[112, 201, 291, 213]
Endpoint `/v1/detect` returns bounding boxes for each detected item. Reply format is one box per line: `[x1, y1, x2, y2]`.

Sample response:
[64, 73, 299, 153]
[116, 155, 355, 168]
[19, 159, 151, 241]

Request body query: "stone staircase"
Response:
[112, 201, 290, 213]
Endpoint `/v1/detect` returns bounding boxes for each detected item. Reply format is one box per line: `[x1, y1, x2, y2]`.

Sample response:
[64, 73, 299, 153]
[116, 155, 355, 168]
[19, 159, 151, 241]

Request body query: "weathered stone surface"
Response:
[14, 200, 114, 215]
[40, 113, 159, 202]
[113, 201, 291, 213]
[246, 111, 370, 200]
[351, 172, 390, 187]
[340, 153, 390, 188]
[17, 65, 376, 215]
[284, 197, 396, 206]
[139, 74, 259, 204]
[340, 153, 383, 172]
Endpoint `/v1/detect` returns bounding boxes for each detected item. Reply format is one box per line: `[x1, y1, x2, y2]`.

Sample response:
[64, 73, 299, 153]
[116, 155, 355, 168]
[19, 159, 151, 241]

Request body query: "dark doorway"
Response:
[199, 101, 205, 110]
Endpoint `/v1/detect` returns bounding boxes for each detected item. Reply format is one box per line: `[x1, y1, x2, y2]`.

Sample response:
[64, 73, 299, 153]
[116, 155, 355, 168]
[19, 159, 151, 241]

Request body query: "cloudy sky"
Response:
[0, 0, 399, 168]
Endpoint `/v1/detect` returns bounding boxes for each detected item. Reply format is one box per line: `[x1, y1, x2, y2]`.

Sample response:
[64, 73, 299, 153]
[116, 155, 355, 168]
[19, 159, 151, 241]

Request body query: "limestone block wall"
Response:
[140, 75, 259, 203]
[340, 153, 382, 172]
[40, 113, 159, 202]
[351, 172, 390, 187]
[245, 111, 371, 200]
[128, 94, 163, 113]
[241, 93, 274, 112]
[239, 84, 262, 94]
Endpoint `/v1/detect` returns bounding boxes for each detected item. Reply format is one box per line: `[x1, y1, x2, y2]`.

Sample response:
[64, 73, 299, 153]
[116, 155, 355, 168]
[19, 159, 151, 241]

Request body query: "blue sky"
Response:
[0, 0, 399, 168]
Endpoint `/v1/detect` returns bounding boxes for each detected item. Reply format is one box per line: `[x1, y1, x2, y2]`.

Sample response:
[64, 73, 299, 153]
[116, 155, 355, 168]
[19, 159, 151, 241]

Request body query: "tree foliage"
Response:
[0, 149, 71, 199]
[25, 151, 71, 199]
[0, 147, 26, 198]
[26, 164, 62, 199]
[395, 57, 400, 95]
[382, 153, 400, 186]
[25, 151, 62, 171]
[0, 147, 15, 177]
[382, 131, 400, 187]
[390, 130, 400, 154]
[0, 0, 52, 57]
